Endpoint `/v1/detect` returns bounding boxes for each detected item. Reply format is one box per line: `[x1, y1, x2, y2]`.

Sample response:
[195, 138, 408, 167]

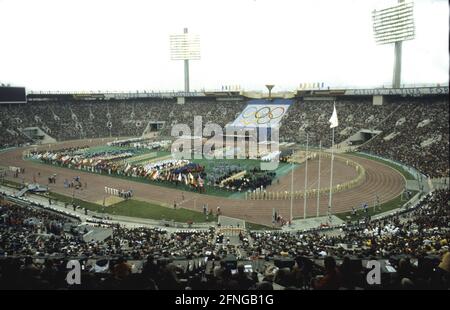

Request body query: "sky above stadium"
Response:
[0, 0, 448, 92]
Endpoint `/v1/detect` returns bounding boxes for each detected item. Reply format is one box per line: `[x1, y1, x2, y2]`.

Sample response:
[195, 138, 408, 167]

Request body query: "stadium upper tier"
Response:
[0, 93, 448, 178]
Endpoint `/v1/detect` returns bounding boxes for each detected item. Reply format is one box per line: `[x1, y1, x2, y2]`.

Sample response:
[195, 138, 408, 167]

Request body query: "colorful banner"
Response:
[229, 99, 293, 128]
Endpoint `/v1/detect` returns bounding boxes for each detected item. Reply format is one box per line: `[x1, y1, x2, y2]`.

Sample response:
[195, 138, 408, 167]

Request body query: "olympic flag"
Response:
[230, 99, 293, 128]
[329, 103, 338, 128]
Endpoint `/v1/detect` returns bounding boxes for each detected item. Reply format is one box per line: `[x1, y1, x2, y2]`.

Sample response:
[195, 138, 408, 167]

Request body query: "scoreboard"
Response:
[0, 86, 27, 104]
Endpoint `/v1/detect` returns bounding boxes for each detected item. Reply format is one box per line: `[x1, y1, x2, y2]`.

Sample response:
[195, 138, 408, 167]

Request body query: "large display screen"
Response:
[0, 87, 27, 104]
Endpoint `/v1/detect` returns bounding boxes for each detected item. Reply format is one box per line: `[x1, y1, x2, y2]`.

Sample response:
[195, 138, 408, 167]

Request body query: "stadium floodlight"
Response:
[372, 0, 415, 88]
[170, 28, 201, 92]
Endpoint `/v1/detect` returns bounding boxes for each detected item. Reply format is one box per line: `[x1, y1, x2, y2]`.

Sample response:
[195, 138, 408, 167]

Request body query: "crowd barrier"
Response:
[217, 227, 245, 236]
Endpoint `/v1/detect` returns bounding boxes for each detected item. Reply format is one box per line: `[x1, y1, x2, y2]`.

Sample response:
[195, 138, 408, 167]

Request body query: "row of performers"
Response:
[36, 152, 207, 190]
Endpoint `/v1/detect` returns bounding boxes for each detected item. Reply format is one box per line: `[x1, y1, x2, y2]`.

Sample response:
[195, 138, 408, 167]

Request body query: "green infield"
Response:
[45, 190, 282, 227]
[81, 145, 134, 155]
[245, 222, 280, 231]
[46, 190, 281, 228]
[193, 158, 262, 172]
[46, 191, 107, 212]
[0, 179, 23, 189]
[125, 151, 172, 164]
[105, 199, 216, 223]
[46, 191, 215, 223]
[193, 157, 290, 176]
[335, 190, 419, 222]
[82, 145, 166, 160]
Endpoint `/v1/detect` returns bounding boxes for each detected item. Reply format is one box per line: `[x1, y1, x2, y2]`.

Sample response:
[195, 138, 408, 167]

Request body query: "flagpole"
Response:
[303, 133, 309, 219]
[316, 140, 322, 217]
[328, 127, 335, 224]
[290, 159, 294, 223]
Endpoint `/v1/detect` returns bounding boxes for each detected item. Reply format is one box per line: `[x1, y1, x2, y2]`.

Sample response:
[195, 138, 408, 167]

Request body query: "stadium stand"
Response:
[1, 95, 448, 177]
[359, 98, 449, 178]
[0, 98, 245, 143]
[0, 189, 448, 290]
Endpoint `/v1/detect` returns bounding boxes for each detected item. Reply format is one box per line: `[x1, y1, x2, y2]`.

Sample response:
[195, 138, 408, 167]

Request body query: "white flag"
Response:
[329, 103, 338, 128]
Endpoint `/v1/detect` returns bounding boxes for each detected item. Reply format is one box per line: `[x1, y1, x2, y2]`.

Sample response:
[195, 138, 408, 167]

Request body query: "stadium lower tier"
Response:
[0, 189, 448, 290]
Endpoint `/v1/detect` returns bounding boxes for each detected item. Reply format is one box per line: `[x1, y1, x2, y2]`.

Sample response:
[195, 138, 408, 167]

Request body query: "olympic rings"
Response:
[269, 107, 285, 118]
[240, 119, 254, 126]
[240, 106, 286, 125]
[242, 106, 257, 118]
[257, 115, 271, 125]
[255, 107, 271, 119]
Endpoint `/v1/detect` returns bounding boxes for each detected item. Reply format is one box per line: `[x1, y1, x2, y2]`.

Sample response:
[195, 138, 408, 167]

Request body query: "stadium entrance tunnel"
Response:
[21, 127, 57, 144]
[346, 129, 381, 147]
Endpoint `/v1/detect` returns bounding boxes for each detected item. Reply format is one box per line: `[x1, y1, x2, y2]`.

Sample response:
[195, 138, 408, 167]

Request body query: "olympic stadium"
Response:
[0, 0, 449, 293]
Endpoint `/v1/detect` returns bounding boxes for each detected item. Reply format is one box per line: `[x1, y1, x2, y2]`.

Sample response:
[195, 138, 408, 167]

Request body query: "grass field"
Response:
[105, 199, 216, 223]
[46, 191, 215, 223]
[0, 179, 23, 189]
[43, 191, 281, 227]
[125, 151, 172, 164]
[82, 145, 140, 154]
[335, 190, 418, 222]
[193, 158, 262, 172]
[46, 190, 281, 227]
[193, 158, 289, 175]
[245, 222, 280, 231]
[47, 191, 106, 212]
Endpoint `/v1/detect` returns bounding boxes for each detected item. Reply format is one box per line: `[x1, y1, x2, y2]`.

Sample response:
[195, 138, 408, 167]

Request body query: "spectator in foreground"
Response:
[430, 251, 450, 290]
[312, 256, 342, 290]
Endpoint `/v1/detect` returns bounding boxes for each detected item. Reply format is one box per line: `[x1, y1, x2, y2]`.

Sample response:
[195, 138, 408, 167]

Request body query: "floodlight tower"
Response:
[372, 0, 415, 88]
[170, 28, 201, 92]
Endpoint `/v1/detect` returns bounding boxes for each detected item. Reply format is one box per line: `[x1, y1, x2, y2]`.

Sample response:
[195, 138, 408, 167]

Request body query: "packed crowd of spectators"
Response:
[0, 118, 33, 148]
[1, 94, 448, 176]
[247, 189, 449, 259]
[280, 95, 449, 177]
[0, 188, 448, 289]
[0, 98, 245, 145]
[0, 193, 218, 260]
[0, 200, 80, 257]
[359, 98, 449, 178]
[280, 97, 395, 147]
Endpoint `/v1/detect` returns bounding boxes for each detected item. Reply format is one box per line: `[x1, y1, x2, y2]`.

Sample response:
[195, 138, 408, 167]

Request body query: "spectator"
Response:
[312, 256, 342, 290]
